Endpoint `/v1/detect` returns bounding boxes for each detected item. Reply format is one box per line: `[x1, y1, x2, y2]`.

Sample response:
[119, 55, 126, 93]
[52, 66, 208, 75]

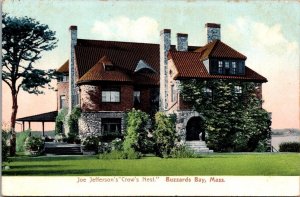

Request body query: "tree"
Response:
[180, 79, 271, 152]
[153, 112, 178, 157]
[2, 14, 58, 155]
[123, 109, 151, 158]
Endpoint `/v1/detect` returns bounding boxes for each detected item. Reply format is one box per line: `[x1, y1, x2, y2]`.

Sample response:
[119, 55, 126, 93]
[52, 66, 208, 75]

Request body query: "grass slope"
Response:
[3, 153, 300, 176]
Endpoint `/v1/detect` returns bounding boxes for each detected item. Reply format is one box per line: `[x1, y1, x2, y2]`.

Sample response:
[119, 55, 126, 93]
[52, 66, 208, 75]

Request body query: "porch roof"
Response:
[16, 111, 58, 122]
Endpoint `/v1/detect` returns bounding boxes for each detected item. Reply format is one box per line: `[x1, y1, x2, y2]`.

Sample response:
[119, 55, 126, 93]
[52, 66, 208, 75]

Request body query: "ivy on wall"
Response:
[55, 107, 81, 136]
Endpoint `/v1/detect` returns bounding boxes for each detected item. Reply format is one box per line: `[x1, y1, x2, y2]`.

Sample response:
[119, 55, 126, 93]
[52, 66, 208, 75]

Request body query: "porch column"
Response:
[22, 121, 25, 131]
[28, 121, 31, 130]
[42, 122, 45, 136]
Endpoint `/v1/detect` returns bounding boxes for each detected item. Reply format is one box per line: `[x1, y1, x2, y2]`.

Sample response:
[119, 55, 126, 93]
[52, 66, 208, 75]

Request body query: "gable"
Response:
[195, 40, 247, 60]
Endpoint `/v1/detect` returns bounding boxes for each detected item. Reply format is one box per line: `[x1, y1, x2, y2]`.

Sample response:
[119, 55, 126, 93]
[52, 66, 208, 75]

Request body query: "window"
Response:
[238, 61, 245, 74]
[232, 62, 237, 74]
[224, 61, 230, 75]
[101, 118, 121, 135]
[133, 91, 141, 104]
[102, 88, 120, 102]
[63, 75, 69, 82]
[104, 64, 114, 71]
[218, 61, 223, 74]
[225, 61, 230, 69]
[203, 87, 212, 98]
[58, 75, 69, 82]
[234, 86, 242, 94]
[60, 95, 67, 109]
[171, 84, 177, 102]
[210, 59, 218, 73]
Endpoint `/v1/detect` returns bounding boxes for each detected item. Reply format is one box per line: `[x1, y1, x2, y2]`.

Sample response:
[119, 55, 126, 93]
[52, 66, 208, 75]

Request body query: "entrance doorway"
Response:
[186, 117, 205, 141]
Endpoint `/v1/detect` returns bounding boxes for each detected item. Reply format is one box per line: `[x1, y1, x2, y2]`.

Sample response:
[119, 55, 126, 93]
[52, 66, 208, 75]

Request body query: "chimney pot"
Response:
[205, 23, 221, 28]
[69, 25, 78, 30]
[160, 29, 171, 35]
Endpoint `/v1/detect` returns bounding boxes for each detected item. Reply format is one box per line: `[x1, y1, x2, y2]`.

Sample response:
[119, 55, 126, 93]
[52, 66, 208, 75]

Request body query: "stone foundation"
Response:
[78, 111, 125, 137]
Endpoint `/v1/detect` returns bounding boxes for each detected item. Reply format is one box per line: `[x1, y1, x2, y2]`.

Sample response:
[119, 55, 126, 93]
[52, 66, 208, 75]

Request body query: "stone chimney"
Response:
[160, 29, 171, 111]
[177, 33, 188, 51]
[68, 25, 78, 114]
[205, 23, 221, 43]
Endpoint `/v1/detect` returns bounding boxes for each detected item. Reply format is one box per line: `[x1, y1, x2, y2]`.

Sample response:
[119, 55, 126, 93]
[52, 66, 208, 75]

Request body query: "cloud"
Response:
[225, 17, 299, 128]
[91, 16, 159, 43]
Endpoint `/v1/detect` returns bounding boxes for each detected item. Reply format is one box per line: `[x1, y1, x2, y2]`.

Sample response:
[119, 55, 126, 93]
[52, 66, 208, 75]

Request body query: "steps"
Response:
[185, 141, 213, 153]
[44, 142, 82, 155]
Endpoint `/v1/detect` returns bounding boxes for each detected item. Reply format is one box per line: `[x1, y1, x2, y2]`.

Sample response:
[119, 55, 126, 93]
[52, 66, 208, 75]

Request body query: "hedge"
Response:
[279, 142, 300, 152]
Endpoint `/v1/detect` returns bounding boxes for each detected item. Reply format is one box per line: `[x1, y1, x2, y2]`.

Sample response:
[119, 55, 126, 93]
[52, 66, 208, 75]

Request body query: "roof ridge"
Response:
[77, 38, 160, 46]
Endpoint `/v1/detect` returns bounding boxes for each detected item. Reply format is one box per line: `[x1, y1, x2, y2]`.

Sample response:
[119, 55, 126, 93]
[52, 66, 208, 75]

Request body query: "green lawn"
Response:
[2, 153, 299, 176]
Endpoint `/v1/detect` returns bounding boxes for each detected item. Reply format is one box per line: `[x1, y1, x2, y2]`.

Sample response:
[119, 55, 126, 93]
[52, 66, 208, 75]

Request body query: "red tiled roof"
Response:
[74, 39, 164, 85]
[77, 56, 132, 84]
[57, 60, 69, 73]
[169, 51, 267, 82]
[195, 40, 247, 60]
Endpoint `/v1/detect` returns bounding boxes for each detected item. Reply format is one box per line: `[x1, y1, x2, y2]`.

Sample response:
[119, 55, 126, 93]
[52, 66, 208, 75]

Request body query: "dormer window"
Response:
[238, 61, 245, 75]
[225, 61, 230, 75]
[100, 56, 114, 71]
[134, 60, 156, 73]
[225, 61, 229, 69]
[210, 59, 245, 76]
[232, 62, 237, 74]
[103, 63, 114, 71]
[218, 61, 223, 74]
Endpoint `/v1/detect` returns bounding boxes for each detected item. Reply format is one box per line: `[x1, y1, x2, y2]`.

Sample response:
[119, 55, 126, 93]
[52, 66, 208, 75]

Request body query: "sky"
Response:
[2, 0, 300, 131]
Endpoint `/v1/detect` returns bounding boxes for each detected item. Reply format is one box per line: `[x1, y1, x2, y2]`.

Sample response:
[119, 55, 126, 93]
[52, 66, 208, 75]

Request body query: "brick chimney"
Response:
[205, 23, 221, 43]
[68, 25, 78, 114]
[160, 29, 171, 111]
[177, 33, 188, 51]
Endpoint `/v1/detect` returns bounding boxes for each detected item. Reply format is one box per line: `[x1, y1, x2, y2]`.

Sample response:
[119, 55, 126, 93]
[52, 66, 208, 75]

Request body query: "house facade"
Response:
[56, 23, 267, 149]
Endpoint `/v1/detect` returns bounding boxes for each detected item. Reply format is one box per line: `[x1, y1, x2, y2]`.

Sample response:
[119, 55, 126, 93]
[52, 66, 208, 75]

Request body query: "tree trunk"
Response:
[10, 92, 18, 156]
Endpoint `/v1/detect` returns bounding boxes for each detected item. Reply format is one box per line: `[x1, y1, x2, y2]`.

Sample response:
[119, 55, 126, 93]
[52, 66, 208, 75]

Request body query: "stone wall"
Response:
[167, 109, 204, 142]
[78, 111, 125, 137]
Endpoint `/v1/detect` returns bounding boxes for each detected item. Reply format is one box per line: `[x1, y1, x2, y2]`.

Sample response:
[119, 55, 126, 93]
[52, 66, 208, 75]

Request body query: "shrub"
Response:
[98, 150, 125, 160]
[123, 109, 150, 156]
[255, 139, 270, 152]
[16, 130, 31, 152]
[170, 144, 198, 158]
[111, 138, 123, 151]
[98, 142, 111, 154]
[44, 135, 55, 142]
[82, 135, 99, 152]
[24, 136, 44, 154]
[67, 106, 81, 135]
[2, 130, 10, 162]
[54, 133, 66, 143]
[67, 132, 80, 144]
[122, 148, 141, 159]
[279, 142, 300, 152]
[153, 112, 179, 157]
[55, 108, 67, 135]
